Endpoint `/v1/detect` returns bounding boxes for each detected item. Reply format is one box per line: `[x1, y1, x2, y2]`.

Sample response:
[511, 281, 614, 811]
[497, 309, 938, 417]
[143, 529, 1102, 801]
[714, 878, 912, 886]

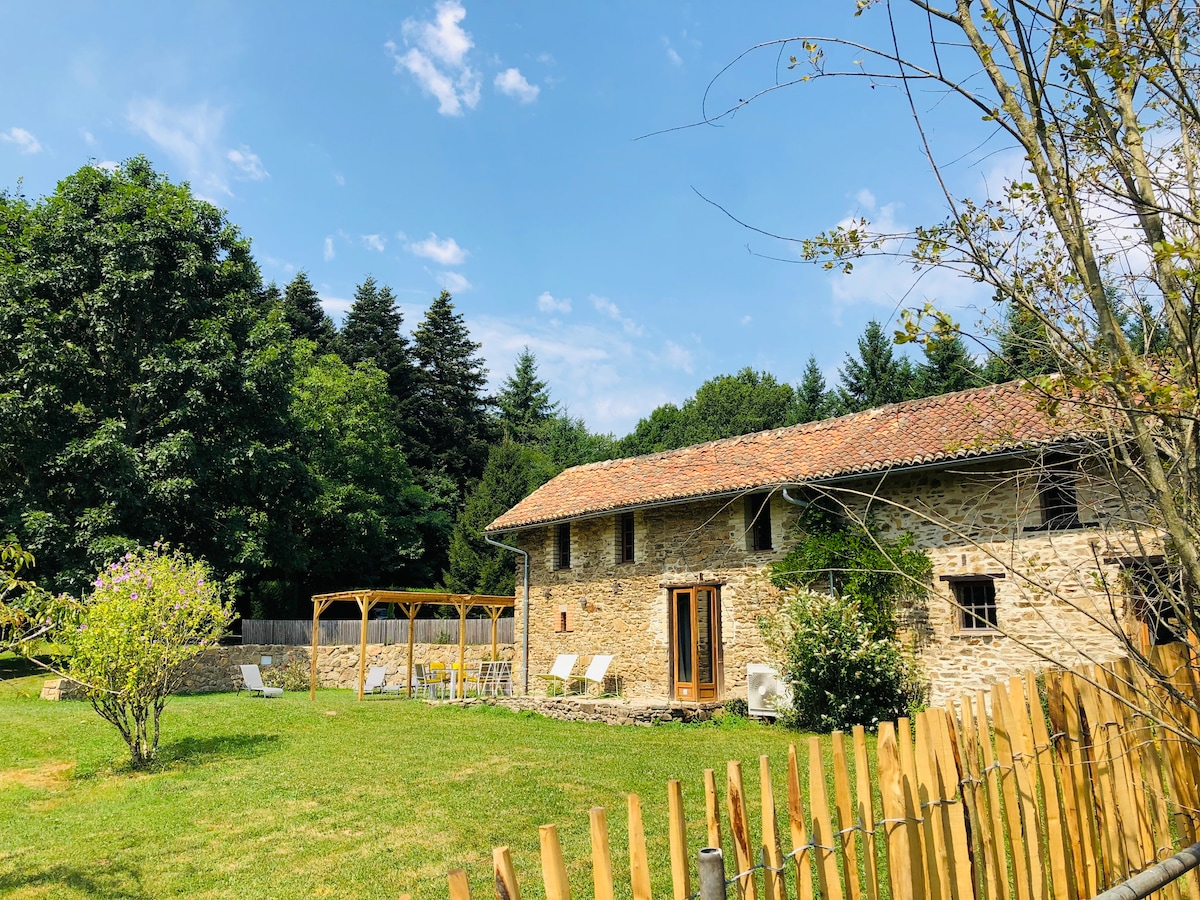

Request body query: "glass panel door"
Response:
[672, 587, 719, 701]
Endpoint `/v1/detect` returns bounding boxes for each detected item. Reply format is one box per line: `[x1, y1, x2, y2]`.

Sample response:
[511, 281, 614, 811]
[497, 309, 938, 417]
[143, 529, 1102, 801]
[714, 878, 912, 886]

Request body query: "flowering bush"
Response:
[762, 588, 926, 733]
[56, 545, 232, 767]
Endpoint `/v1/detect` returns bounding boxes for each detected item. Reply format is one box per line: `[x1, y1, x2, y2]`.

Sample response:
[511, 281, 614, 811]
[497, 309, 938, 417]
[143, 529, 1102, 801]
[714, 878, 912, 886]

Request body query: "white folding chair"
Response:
[239, 664, 282, 698]
[577, 654, 614, 696]
[536, 654, 578, 695]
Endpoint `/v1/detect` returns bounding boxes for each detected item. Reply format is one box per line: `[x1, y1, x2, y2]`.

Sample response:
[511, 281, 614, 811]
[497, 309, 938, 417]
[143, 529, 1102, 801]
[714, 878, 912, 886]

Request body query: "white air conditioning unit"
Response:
[747, 663, 791, 719]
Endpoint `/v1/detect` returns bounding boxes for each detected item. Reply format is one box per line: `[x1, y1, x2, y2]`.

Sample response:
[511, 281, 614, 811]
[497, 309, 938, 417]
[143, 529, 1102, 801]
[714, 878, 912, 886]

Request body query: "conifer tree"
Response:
[914, 331, 983, 397]
[835, 320, 916, 413]
[407, 290, 495, 498]
[337, 276, 413, 401]
[982, 305, 1059, 383]
[282, 271, 336, 354]
[795, 355, 834, 423]
[497, 348, 555, 444]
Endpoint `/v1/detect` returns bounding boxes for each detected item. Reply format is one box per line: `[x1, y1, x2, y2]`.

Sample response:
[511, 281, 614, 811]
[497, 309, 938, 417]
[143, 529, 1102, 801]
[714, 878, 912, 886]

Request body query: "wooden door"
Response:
[671, 587, 720, 700]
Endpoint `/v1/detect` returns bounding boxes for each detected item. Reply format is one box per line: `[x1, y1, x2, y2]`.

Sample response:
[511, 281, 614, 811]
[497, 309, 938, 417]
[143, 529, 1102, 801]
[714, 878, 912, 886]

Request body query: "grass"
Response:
[0, 669, 865, 900]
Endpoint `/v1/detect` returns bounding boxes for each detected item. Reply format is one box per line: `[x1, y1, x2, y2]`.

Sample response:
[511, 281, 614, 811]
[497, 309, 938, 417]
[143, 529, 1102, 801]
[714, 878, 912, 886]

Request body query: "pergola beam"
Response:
[308, 589, 515, 701]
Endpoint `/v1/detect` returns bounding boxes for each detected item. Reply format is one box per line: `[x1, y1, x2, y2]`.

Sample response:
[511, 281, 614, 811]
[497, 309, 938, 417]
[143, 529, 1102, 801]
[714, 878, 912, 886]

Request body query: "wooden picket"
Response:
[433, 654, 1200, 900]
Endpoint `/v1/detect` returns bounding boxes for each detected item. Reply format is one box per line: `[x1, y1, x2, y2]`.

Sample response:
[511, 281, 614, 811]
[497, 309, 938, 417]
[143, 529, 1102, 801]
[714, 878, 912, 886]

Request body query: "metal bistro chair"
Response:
[426, 661, 449, 699]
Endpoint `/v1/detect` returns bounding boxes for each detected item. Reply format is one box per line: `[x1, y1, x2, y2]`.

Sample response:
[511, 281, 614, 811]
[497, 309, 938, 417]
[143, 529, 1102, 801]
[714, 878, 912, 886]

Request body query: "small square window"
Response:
[555, 523, 571, 570]
[555, 606, 572, 633]
[954, 579, 998, 631]
[617, 512, 635, 564]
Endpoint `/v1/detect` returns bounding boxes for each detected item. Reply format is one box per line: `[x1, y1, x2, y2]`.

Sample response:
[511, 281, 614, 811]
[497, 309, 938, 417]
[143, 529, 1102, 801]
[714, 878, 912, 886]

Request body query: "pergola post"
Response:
[456, 597, 472, 698]
[309, 596, 335, 701]
[487, 606, 502, 661]
[356, 591, 377, 701]
[400, 602, 422, 698]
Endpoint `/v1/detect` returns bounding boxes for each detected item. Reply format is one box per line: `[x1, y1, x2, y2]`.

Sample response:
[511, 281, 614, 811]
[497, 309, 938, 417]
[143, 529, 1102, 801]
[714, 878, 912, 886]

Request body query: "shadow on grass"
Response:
[158, 732, 282, 766]
[0, 653, 50, 680]
[0, 861, 151, 899]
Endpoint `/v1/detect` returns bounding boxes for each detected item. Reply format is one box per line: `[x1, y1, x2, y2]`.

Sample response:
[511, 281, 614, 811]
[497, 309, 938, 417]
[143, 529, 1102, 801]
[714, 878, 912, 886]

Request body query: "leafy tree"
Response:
[0, 537, 52, 652]
[282, 271, 336, 354]
[290, 345, 433, 596]
[337, 276, 413, 402]
[537, 412, 616, 470]
[497, 347, 556, 444]
[835, 320, 916, 413]
[406, 290, 495, 499]
[795, 355, 834, 423]
[682, 368, 797, 443]
[445, 441, 558, 596]
[0, 158, 307, 600]
[55, 545, 232, 767]
[913, 330, 983, 397]
[616, 403, 686, 457]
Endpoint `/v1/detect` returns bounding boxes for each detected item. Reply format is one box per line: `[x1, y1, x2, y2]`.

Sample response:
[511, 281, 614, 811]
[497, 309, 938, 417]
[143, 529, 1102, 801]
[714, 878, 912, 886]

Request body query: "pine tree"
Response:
[497, 348, 556, 444]
[407, 290, 495, 498]
[795, 355, 834, 423]
[836, 320, 917, 413]
[337, 276, 413, 400]
[982, 304, 1059, 383]
[914, 331, 983, 397]
[282, 271, 336, 354]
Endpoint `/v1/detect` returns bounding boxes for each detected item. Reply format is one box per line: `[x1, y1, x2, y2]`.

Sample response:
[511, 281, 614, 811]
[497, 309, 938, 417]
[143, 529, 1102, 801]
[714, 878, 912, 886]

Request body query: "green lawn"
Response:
[0, 669, 855, 900]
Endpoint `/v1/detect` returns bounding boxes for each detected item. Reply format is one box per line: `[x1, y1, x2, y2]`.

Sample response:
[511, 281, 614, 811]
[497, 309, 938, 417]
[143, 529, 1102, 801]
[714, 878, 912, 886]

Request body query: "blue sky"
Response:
[2, 2, 1009, 435]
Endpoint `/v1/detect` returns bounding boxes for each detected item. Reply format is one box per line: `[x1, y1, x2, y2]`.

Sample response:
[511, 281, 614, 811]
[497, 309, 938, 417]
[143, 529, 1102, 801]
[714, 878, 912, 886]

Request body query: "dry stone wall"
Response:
[41, 641, 516, 698]
[512, 456, 1138, 707]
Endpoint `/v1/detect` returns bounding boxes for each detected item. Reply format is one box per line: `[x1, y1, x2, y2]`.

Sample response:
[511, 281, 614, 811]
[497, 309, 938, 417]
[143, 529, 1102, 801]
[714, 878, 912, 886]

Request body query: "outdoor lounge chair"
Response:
[535, 653, 578, 695]
[239, 664, 282, 698]
[576, 654, 614, 696]
[364, 665, 403, 696]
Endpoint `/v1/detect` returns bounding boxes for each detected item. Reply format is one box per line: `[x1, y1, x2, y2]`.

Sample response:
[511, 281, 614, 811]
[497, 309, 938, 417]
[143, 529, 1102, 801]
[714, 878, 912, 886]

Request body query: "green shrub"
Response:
[55, 545, 232, 767]
[763, 588, 926, 732]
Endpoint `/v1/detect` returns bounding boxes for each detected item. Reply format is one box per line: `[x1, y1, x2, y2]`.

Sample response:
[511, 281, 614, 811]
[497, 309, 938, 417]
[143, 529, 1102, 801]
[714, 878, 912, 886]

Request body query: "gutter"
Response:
[483, 533, 530, 696]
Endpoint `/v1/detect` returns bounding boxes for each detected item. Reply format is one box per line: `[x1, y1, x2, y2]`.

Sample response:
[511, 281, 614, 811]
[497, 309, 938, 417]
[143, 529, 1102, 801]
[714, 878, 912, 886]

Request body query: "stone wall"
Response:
[511, 456, 1138, 707]
[42, 641, 517, 698]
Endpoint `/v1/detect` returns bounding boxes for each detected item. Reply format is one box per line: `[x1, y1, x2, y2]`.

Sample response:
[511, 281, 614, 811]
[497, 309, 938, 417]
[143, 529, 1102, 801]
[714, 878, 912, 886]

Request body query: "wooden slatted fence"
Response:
[424, 645, 1200, 900]
[240, 617, 514, 646]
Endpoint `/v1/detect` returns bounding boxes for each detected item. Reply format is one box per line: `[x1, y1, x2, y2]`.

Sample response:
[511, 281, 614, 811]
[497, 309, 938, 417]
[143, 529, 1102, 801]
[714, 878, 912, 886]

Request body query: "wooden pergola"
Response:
[308, 590, 516, 701]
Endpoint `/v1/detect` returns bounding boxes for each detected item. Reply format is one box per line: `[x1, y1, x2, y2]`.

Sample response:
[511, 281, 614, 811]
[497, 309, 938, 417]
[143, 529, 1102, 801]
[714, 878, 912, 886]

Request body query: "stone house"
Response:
[485, 381, 1159, 707]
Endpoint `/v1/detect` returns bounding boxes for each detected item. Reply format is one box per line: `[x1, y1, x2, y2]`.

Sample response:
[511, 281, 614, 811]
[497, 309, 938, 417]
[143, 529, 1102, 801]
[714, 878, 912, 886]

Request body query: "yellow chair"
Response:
[426, 662, 449, 699]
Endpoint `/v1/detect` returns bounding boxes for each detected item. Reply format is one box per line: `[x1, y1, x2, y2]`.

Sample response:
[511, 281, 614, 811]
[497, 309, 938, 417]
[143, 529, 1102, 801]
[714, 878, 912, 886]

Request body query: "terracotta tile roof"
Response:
[485, 380, 1087, 532]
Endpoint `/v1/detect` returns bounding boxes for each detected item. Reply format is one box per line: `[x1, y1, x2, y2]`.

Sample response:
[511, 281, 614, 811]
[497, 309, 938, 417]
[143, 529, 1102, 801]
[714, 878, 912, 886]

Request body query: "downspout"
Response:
[780, 485, 836, 597]
[484, 533, 531, 695]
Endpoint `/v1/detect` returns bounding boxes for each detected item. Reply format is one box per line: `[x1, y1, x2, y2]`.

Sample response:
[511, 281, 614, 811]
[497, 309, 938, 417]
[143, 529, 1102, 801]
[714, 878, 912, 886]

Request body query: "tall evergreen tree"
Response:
[914, 331, 983, 397]
[795, 355, 834, 423]
[497, 347, 556, 444]
[337, 276, 413, 401]
[982, 304, 1059, 383]
[407, 290, 495, 498]
[444, 441, 558, 596]
[282, 271, 336, 354]
[835, 320, 917, 413]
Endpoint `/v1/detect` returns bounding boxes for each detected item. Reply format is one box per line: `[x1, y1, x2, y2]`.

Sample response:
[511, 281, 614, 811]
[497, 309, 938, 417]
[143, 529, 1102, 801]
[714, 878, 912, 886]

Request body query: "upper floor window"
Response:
[1037, 452, 1081, 530]
[1125, 558, 1187, 646]
[617, 511, 635, 564]
[555, 522, 571, 570]
[746, 493, 773, 551]
[952, 577, 999, 631]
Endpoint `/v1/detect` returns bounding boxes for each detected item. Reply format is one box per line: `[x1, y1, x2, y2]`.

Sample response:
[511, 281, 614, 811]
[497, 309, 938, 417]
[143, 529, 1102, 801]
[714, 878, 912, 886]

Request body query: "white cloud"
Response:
[126, 99, 266, 198]
[323, 236, 335, 262]
[495, 67, 539, 104]
[663, 39, 683, 67]
[387, 1, 481, 117]
[740, 315, 752, 325]
[591, 295, 643, 336]
[537, 291, 572, 314]
[409, 232, 468, 265]
[92, 160, 119, 172]
[81, 129, 96, 146]
[319, 291, 354, 322]
[395, 230, 408, 242]
[227, 145, 269, 181]
[262, 255, 295, 274]
[1, 127, 42, 154]
[362, 234, 386, 252]
[660, 340, 694, 373]
[439, 271, 472, 293]
[334, 172, 345, 186]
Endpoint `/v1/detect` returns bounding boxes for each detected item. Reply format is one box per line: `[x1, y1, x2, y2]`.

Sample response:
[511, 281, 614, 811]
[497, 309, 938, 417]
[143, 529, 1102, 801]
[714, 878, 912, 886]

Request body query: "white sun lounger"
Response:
[239, 664, 282, 698]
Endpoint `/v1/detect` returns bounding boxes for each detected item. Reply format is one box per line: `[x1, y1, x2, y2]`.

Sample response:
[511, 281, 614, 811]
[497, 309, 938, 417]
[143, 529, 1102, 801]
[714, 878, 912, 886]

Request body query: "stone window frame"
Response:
[555, 604, 573, 633]
[745, 492, 773, 552]
[616, 511, 636, 565]
[941, 574, 1004, 633]
[1025, 451, 1084, 532]
[554, 522, 572, 570]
